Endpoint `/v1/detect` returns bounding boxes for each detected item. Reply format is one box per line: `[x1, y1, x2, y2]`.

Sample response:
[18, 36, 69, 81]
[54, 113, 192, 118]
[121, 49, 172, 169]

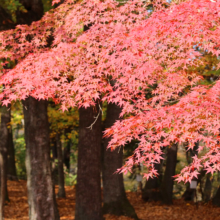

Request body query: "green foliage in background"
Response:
[14, 137, 26, 177]
[0, 0, 27, 22]
[48, 103, 79, 139]
[11, 101, 26, 177]
[42, 0, 53, 12]
[0, 0, 54, 23]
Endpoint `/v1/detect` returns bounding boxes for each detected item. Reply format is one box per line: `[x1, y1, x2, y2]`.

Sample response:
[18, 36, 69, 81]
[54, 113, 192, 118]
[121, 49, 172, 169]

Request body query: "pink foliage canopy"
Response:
[1, 0, 220, 182]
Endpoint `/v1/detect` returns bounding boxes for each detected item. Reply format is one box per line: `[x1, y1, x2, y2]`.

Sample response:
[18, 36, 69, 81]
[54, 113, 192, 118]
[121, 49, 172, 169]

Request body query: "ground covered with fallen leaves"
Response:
[4, 180, 220, 220]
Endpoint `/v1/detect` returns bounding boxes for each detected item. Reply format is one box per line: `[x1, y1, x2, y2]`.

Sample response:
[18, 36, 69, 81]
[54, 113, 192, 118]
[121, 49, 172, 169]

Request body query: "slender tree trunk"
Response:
[63, 127, 73, 171]
[51, 138, 58, 185]
[75, 104, 103, 220]
[213, 186, 220, 206]
[102, 103, 138, 219]
[203, 173, 212, 202]
[63, 139, 71, 171]
[0, 8, 16, 217]
[52, 137, 58, 159]
[142, 162, 162, 202]
[23, 97, 60, 220]
[56, 133, 66, 198]
[182, 142, 199, 201]
[160, 143, 178, 205]
[0, 106, 10, 220]
[7, 107, 17, 181]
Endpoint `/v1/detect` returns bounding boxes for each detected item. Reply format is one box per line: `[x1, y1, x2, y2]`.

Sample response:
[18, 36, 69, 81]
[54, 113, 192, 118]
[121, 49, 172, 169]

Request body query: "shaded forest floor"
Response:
[4, 180, 220, 220]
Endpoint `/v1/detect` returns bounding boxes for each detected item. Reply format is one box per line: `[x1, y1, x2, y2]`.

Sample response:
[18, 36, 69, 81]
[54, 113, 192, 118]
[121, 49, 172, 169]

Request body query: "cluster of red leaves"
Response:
[1, 0, 220, 182]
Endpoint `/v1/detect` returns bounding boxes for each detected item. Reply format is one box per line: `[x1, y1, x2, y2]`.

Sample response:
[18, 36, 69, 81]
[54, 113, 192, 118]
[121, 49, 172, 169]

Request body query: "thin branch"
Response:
[87, 104, 102, 130]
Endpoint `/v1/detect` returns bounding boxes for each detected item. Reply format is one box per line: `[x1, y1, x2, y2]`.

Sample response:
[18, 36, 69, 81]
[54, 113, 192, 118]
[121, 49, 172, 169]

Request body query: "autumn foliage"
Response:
[1, 0, 220, 183]
[4, 180, 220, 220]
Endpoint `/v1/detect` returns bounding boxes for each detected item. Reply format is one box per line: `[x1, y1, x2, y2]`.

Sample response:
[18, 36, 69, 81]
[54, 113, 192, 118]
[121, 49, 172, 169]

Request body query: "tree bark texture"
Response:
[182, 142, 199, 201]
[102, 103, 138, 220]
[160, 143, 178, 205]
[142, 162, 162, 202]
[213, 186, 220, 206]
[63, 138, 71, 171]
[7, 107, 17, 180]
[0, 106, 10, 220]
[203, 173, 212, 202]
[23, 97, 59, 220]
[56, 133, 66, 198]
[75, 104, 103, 220]
[51, 137, 58, 185]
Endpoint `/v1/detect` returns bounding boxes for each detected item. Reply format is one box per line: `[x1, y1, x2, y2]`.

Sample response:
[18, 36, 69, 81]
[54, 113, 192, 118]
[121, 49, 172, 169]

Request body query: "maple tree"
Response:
[1, 0, 220, 184]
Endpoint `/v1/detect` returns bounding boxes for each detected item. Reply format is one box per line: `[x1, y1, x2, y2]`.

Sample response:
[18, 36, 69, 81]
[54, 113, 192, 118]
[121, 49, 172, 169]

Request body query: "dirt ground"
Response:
[4, 180, 220, 220]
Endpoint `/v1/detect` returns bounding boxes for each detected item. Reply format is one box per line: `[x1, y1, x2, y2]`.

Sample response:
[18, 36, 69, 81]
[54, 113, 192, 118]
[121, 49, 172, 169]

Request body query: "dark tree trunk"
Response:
[160, 143, 178, 205]
[102, 103, 138, 219]
[0, 8, 15, 220]
[203, 173, 212, 202]
[142, 162, 162, 202]
[63, 139, 71, 171]
[56, 133, 66, 198]
[7, 107, 18, 181]
[213, 186, 220, 206]
[23, 97, 59, 220]
[75, 104, 103, 220]
[52, 138, 58, 159]
[0, 9, 16, 214]
[51, 138, 58, 185]
[0, 106, 10, 220]
[182, 142, 199, 201]
[63, 126, 73, 172]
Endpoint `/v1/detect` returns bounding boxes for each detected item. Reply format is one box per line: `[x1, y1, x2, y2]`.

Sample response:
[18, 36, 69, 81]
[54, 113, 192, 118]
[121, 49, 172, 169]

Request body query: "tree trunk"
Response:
[213, 186, 220, 206]
[7, 107, 17, 181]
[203, 173, 212, 202]
[160, 143, 178, 205]
[182, 142, 199, 201]
[142, 162, 162, 202]
[56, 133, 66, 198]
[63, 139, 71, 171]
[51, 138, 58, 185]
[23, 97, 60, 220]
[0, 106, 10, 220]
[75, 104, 103, 220]
[0, 8, 16, 215]
[102, 103, 138, 219]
